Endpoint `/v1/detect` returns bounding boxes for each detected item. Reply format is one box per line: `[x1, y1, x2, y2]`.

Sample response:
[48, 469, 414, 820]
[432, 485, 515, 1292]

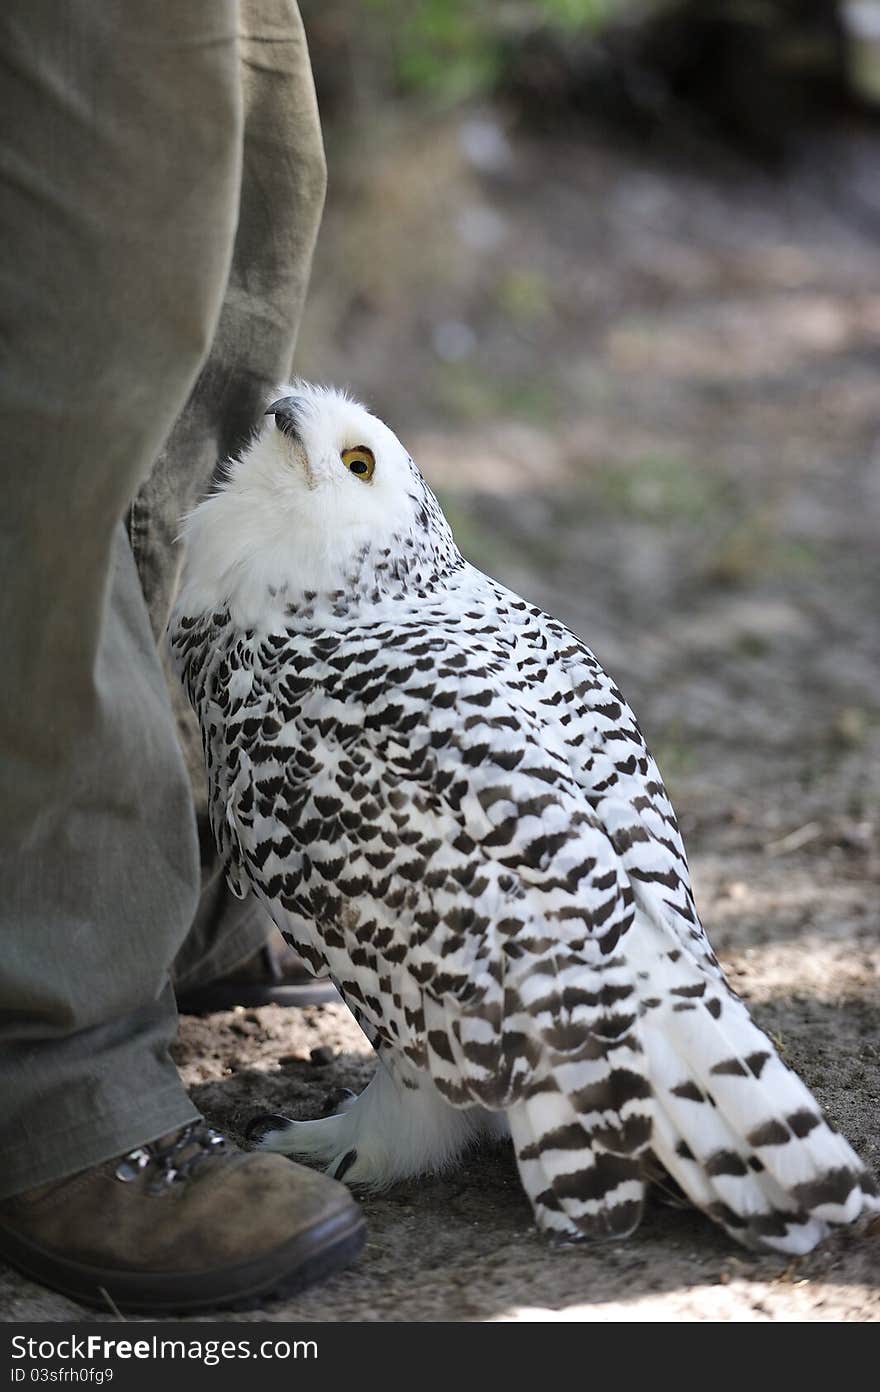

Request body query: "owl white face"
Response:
[259, 382, 419, 522]
[177, 383, 433, 625]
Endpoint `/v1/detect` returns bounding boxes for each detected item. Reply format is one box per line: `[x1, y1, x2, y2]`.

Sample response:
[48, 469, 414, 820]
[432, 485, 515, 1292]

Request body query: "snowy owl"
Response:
[169, 383, 878, 1253]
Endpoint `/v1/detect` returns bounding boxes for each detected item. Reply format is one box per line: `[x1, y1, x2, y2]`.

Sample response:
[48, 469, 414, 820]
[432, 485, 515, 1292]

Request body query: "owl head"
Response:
[176, 382, 458, 625]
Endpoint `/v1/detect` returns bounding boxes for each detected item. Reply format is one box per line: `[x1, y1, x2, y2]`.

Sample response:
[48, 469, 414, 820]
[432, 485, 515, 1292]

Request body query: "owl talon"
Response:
[319, 1088, 357, 1117]
[245, 1111, 293, 1145]
[332, 1147, 358, 1181]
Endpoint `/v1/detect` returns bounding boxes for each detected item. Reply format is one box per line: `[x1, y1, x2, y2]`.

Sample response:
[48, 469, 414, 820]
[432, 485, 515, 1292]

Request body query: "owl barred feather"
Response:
[170, 383, 878, 1253]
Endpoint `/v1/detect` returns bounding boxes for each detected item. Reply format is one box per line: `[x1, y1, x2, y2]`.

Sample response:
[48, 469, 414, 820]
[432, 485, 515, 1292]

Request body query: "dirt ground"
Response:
[3, 109, 879, 1322]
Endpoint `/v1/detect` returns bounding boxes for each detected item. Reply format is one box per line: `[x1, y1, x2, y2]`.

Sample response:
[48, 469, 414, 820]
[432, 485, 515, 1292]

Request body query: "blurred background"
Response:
[295, 0, 880, 874]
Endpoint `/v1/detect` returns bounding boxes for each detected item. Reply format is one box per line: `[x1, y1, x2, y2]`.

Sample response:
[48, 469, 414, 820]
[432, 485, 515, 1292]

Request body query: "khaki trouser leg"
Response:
[0, 1, 243, 1196]
[134, 1, 327, 995]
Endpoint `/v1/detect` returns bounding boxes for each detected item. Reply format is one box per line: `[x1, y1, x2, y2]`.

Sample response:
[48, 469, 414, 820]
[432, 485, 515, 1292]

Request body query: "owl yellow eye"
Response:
[341, 446, 375, 482]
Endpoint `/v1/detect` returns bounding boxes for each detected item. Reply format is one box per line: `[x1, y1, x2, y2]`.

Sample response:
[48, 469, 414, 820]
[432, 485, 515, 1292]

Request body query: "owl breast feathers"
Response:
[170, 382, 878, 1253]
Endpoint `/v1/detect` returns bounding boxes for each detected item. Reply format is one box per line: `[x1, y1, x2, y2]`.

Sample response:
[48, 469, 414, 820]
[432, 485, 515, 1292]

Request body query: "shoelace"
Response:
[115, 1122, 228, 1194]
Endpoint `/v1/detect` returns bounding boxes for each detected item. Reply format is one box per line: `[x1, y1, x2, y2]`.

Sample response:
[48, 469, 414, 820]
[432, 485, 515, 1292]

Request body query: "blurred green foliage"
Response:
[303, 1, 872, 161]
[364, 0, 628, 100]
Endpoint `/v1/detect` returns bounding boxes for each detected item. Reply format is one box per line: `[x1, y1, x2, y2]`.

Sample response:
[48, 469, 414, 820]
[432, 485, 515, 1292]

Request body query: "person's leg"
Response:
[128, 0, 328, 995]
[0, 0, 243, 1197]
[0, 4, 365, 1311]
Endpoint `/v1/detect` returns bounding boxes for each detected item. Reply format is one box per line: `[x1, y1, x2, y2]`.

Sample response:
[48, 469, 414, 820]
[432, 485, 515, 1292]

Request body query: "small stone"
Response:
[228, 1019, 257, 1037]
[310, 1046, 335, 1066]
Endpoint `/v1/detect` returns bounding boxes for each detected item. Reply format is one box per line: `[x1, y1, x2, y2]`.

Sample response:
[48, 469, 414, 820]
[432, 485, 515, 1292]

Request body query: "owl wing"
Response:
[494, 586, 718, 975]
[207, 623, 643, 1076]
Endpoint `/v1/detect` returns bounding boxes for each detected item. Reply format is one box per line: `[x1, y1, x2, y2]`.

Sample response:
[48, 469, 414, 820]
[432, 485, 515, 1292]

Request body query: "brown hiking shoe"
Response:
[0, 1122, 365, 1314]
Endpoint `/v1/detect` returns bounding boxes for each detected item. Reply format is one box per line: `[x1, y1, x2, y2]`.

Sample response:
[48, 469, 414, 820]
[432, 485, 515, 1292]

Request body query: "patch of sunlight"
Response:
[607, 294, 880, 382]
[719, 935, 878, 1006]
[492, 1279, 876, 1322]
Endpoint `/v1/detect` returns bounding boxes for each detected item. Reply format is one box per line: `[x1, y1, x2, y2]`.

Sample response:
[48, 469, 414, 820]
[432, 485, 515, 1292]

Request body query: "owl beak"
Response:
[266, 397, 318, 488]
[265, 397, 303, 442]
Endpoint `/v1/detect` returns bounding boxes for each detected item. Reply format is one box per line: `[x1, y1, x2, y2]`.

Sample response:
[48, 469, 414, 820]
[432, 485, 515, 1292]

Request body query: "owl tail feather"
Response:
[506, 1023, 652, 1242]
[508, 929, 877, 1252]
[507, 1094, 646, 1240]
[638, 947, 879, 1254]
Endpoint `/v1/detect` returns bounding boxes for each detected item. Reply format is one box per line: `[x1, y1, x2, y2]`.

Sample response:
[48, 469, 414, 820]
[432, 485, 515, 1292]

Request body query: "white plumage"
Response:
[170, 382, 878, 1252]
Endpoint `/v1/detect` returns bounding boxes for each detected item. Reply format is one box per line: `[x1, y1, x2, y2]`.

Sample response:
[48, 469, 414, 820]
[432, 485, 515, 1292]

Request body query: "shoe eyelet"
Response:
[115, 1149, 150, 1182]
[146, 1169, 178, 1195]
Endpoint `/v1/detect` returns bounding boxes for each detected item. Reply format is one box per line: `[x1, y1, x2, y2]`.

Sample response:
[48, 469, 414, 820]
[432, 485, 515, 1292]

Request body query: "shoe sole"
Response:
[0, 1205, 365, 1315]
[177, 980, 340, 1013]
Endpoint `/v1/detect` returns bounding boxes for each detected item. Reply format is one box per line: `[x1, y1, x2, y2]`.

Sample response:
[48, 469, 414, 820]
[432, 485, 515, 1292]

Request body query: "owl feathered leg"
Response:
[258, 1048, 507, 1188]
